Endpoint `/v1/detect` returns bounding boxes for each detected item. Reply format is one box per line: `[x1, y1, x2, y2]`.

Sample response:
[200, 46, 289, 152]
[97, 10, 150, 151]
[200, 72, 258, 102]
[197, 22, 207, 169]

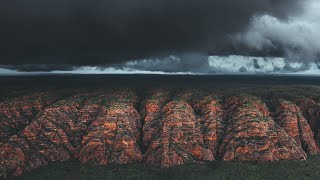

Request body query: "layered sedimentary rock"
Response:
[1, 89, 320, 177]
[144, 100, 214, 167]
[0, 93, 101, 176]
[141, 89, 171, 148]
[77, 90, 143, 165]
[296, 99, 320, 140]
[0, 90, 145, 177]
[0, 135, 41, 177]
[192, 96, 224, 158]
[275, 100, 319, 154]
[219, 95, 307, 161]
[0, 92, 63, 140]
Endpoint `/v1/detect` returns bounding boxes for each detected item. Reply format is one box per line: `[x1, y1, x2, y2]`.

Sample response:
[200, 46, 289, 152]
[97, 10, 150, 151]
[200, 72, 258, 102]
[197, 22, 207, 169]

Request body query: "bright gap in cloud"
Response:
[207, 55, 320, 74]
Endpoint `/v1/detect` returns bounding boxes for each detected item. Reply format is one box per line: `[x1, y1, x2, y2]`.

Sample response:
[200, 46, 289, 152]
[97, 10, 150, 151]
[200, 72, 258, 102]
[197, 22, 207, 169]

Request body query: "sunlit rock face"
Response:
[1, 89, 320, 177]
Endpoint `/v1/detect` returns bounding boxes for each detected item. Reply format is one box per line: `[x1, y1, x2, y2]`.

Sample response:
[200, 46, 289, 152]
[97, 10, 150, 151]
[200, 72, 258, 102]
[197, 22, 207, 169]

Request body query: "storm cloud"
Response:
[234, 0, 320, 64]
[0, 0, 305, 71]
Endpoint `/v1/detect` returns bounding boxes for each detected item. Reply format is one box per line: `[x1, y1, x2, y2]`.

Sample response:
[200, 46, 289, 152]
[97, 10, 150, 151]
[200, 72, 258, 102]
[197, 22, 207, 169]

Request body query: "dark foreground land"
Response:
[8, 156, 320, 180]
[1, 75, 320, 180]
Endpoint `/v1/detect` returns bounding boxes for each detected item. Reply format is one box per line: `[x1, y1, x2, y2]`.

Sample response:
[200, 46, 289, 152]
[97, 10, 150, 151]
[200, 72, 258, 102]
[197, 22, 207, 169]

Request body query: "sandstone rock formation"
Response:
[1, 93, 100, 176]
[0, 92, 62, 140]
[0, 90, 146, 177]
[219, 95, 307, 161]
[275, 100, 319, 154]
[77, 90, 143, 165]
[192, 96, 224, 158]
[296, 99, 320, 140]
[141, 89, 172, 149]
[1, 89, 320, 177]
[144, 100, 214, 167]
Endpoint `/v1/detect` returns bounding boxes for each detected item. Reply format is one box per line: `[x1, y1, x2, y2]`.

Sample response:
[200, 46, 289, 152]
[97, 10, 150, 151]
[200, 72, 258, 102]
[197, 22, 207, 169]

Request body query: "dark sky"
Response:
[0, 0, 317, 72]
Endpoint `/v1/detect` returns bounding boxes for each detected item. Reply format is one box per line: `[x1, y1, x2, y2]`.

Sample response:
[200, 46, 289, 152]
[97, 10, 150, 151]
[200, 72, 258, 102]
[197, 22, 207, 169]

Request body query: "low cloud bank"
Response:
[1, 55, 320, 75]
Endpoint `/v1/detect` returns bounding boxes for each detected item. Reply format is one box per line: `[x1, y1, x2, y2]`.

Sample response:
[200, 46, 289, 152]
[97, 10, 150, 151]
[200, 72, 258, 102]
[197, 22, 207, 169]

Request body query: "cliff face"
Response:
[1, 89, 320, 177]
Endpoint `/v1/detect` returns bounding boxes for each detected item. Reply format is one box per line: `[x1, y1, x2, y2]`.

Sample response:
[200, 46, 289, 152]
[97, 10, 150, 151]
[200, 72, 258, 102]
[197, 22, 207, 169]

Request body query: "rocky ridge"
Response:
[1, 89, 320, 177]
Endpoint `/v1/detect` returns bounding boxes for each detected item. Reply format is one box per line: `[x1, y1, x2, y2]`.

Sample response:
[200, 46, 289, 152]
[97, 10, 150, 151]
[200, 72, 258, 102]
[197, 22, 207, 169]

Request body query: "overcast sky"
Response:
[0, 0, 319, 74]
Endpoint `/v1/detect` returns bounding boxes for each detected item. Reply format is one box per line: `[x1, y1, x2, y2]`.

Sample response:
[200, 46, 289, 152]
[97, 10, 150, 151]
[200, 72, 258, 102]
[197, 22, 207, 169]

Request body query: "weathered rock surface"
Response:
[0, 92, 62, 140]
[0, 93, 98, 176]
[219, 95, 307, 161]
[1, 89, 320, 177]
[192, 96, 224, 158]
[275, 100, 319, 154]
[296, 99, 320, 140]
[141, 89, 172, 149]
[144, 100, 214, 167]
[77, 91, 143, 165]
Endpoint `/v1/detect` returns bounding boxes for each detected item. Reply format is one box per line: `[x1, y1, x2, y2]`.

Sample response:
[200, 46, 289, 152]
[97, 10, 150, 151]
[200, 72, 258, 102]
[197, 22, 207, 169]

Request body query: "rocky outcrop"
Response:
[1, 89, 320, 177]
[0, 92, 63, 140]
[0, 92, 112, 176]
[275, 100, 319, 154]
[77, 91, 143, 165]
[141, 89, 171, 149]
[296, 99, 320, 140]
[0, 135, 44, 177]
[144, 101, 214, 167]
[0, 93, 97, 176]
[0, 90, 146, 176]
[219, 95, 307, 162]
[192, 96, 224, 158]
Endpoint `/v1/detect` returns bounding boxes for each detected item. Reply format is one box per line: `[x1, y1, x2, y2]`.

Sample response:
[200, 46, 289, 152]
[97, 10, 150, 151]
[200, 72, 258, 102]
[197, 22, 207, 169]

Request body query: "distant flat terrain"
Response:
[1, 75, 320, 89]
